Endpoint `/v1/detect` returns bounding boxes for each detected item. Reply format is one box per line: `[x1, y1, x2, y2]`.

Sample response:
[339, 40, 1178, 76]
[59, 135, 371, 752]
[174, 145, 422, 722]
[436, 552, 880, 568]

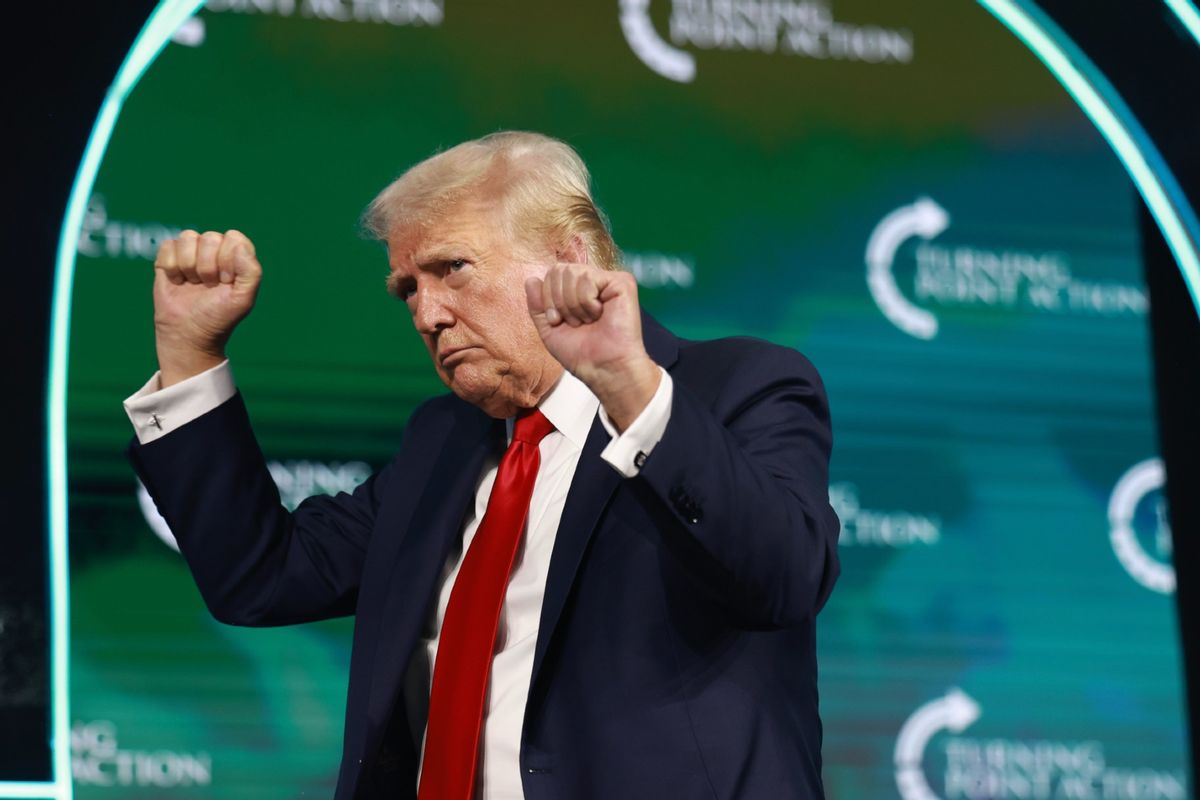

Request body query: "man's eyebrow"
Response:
[413, 239, 476, 266]
[386, 242, 473, 296]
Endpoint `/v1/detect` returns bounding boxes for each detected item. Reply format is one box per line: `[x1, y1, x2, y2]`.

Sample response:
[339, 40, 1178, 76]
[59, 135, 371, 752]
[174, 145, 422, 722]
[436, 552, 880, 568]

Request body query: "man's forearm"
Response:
[634, 348, 840, 629]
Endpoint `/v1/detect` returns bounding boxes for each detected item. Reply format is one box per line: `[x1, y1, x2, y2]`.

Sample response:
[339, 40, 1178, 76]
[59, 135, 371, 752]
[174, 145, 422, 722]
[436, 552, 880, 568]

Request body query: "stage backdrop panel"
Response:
[65, 1, 1185, 798]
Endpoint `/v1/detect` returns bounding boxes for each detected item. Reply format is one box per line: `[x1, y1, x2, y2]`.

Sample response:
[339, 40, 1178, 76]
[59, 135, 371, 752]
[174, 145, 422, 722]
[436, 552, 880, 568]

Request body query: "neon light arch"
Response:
[27, 6, 205, 800]
[977, 0, 1200, 319]
[1164, 0, 1200, 45]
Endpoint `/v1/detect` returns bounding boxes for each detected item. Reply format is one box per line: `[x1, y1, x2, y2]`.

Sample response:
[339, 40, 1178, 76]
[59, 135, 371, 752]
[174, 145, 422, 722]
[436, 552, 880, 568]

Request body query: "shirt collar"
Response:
[507, 369, 598, 449]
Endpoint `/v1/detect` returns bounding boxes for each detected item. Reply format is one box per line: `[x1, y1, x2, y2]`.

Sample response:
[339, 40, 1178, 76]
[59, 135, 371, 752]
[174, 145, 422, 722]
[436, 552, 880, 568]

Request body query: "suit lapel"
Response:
[528, 311, 680, 691]
[365, 401, 500, 732]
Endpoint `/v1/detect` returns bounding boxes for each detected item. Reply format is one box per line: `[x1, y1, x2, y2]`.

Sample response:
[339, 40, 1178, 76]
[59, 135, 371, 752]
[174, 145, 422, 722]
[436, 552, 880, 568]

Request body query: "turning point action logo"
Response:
[1108, 458, 1174, 594]
[896, 689, 1186, 800]
[77, 195, 187, 262]
[865, 198, 1147, 340]
[830, 481, 941, 548]
[620, 0, 913, 83]
[203, 0, 442, 26]
[171, 0, 445, 44]
[73, 720, 211, 789]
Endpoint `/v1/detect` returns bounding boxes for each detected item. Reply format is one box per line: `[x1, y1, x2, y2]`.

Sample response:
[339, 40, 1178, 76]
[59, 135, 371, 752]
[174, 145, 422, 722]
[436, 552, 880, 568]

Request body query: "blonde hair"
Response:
[361, 131, 621, 270]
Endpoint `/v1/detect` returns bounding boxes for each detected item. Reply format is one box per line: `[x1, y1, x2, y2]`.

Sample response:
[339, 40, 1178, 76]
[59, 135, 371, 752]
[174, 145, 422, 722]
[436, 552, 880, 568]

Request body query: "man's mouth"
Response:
[438, 345, 477, 366]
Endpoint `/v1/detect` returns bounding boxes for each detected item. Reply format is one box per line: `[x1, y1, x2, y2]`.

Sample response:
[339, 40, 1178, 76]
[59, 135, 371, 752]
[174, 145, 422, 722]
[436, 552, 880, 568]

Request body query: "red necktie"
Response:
[417, 408, 556, 800]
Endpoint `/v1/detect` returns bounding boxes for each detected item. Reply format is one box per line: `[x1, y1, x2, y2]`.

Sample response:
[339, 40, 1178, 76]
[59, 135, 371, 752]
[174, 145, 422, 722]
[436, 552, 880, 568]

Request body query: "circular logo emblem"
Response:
[1108, 458, 1173, 594]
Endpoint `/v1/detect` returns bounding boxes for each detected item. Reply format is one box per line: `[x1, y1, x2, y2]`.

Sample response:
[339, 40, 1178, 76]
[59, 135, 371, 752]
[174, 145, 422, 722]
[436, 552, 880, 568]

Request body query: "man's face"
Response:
[385, 199, 562, 418]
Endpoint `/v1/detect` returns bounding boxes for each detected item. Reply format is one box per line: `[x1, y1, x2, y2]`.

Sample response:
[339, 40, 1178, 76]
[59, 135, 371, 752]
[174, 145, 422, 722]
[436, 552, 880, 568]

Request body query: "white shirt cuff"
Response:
[123, 360, 236, 445]
[598, 368, 673, 478]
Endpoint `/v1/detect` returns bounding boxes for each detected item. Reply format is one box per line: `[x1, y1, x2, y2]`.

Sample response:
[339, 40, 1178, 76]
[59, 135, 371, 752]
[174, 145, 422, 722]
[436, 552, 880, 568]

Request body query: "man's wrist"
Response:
[157, 344, 227, 388]
[124, 359, 235, 444]
[588, 354, 662, 433]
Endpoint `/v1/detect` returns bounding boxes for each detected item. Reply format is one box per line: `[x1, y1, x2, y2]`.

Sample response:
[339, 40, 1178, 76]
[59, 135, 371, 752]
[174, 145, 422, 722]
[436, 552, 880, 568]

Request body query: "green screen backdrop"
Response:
[64, 2, 1186, 798]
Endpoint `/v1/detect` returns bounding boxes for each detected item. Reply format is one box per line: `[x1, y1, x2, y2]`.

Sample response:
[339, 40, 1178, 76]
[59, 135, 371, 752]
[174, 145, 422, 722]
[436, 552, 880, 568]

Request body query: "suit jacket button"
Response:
[669, 486, 702, 522]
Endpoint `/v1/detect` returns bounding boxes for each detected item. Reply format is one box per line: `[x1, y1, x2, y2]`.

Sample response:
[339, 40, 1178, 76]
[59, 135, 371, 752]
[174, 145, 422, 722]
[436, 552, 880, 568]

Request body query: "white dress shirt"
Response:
[124, 360, 673, 799]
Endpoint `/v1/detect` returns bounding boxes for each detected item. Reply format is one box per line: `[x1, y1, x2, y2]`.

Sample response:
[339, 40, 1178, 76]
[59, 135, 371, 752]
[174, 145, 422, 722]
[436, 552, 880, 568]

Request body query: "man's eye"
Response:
[448, 259, 466, 271]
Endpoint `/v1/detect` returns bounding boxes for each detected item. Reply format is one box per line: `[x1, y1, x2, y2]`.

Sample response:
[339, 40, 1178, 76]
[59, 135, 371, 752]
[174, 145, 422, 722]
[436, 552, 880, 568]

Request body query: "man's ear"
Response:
[555, 234, 589, 265]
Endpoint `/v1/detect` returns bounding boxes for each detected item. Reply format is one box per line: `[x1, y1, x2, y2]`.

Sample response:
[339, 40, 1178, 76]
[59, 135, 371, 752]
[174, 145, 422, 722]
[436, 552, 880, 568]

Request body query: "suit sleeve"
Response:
[636, 344, 840, 629]
[126, 391, 410, 627]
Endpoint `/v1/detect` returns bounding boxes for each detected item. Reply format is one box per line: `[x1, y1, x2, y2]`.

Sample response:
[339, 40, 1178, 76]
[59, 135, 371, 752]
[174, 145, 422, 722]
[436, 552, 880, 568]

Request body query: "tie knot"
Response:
[512, 408, 554, 446]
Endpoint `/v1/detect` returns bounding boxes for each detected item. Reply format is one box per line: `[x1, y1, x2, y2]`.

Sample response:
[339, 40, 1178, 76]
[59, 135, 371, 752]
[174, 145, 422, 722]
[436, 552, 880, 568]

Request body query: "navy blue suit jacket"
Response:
[127, 314, 840, 799]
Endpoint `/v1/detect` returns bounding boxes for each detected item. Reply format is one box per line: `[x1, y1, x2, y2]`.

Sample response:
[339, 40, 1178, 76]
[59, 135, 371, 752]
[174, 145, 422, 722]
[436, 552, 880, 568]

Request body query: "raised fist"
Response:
[152, 229, 262, 386]
[524, 263, 660, 432]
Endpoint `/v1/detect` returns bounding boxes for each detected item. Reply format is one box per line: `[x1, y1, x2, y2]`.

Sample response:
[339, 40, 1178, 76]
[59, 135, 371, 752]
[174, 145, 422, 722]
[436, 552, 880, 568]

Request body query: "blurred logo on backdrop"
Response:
[830, 482, 941, 548]
[624, 251, 696, 289]
[619, 0, 913, 83]
[1108, 458, 1174, 594]
[895, 689, 1187, 800]
[204, 0, 441, 26]
[138, 460, 371, 551]
[77, 195, 187, 262]
[865, 198, 1148, 340]
[172, 0, 444, 45]
[72, 720, 212, 789]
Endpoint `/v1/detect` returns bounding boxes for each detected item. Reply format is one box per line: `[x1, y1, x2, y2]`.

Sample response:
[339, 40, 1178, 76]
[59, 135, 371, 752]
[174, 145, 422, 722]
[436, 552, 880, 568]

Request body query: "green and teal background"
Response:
[63, 1, 1187, 797]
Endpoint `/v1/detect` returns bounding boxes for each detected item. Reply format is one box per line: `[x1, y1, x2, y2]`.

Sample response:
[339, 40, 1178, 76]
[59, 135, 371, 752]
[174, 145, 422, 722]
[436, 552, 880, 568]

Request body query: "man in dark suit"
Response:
[125, 131, 840, 799]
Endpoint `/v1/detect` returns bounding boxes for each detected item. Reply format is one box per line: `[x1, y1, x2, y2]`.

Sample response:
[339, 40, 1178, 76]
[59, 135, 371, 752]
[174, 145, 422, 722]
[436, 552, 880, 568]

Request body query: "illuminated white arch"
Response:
[1164, 0, 1200, 45]
[26, 5, 206, 799]
[977, 0, 1200, 318]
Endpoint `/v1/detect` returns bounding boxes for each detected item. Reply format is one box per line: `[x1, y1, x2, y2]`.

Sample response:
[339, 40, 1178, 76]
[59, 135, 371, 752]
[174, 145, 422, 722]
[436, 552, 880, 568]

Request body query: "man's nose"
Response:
[412, 287, 455, 335]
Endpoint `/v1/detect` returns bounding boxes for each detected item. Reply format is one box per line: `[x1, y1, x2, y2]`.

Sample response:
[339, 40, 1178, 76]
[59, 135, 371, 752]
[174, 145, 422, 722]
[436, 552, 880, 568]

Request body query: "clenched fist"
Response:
[524, 263, 661, 431]
[153, 229, 262, 387]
